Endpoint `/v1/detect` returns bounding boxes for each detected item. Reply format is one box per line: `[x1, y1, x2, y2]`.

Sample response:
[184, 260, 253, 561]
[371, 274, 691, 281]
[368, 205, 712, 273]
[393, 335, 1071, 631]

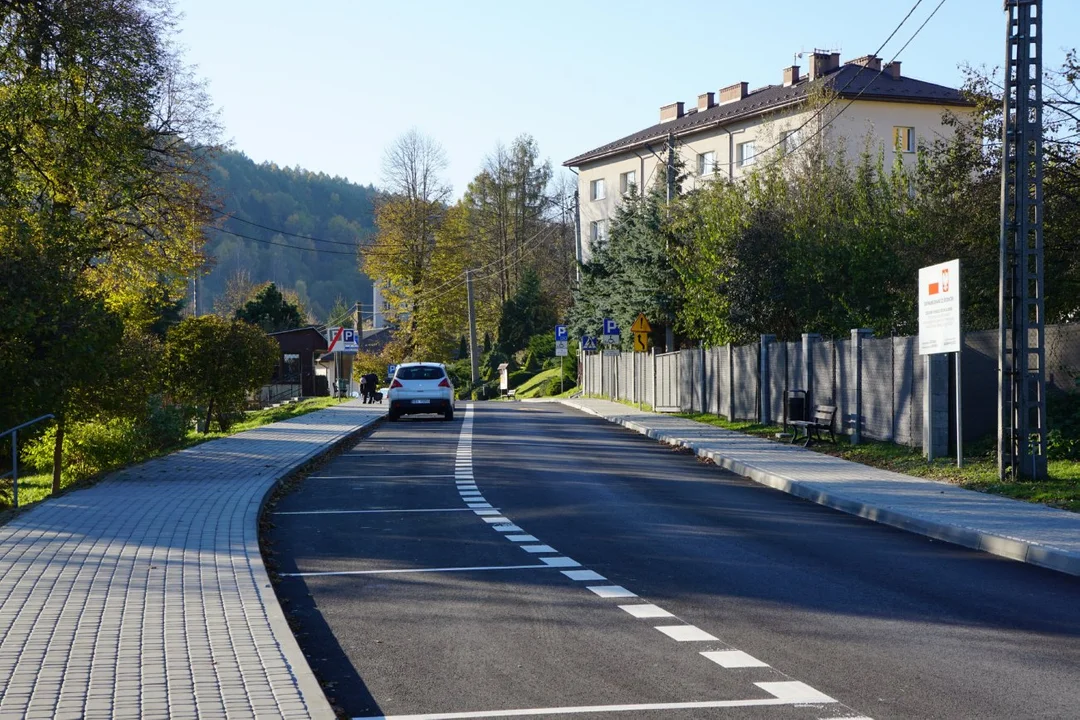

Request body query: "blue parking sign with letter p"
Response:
[555, 325, 568, 342]
[602, 318, 620, 336]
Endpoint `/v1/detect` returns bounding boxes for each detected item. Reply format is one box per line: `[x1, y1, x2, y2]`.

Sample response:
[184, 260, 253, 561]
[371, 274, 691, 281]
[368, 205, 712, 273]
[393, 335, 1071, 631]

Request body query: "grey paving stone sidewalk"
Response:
[560, 397, 1080, 578]
[0, 401, 384, 720]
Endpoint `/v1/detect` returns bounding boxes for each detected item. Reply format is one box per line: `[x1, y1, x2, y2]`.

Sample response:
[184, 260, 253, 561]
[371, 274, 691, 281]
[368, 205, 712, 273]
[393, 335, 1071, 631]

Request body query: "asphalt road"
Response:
[267, 401, 1080, 720]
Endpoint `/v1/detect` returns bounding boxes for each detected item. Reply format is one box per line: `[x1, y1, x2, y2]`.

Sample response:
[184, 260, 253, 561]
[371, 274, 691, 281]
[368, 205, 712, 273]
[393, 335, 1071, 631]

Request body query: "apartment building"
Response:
[564, 52, 974, 263]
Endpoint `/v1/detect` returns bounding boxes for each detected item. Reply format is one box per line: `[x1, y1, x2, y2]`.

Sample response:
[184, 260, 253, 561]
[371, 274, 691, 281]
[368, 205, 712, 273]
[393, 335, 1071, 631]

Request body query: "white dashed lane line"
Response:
[701, 650, 771, 668]
[452, 404, 873, 720]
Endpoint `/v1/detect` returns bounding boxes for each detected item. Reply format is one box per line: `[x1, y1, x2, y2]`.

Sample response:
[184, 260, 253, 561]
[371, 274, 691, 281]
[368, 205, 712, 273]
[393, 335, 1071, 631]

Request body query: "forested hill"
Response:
[200, 150, 377, 321]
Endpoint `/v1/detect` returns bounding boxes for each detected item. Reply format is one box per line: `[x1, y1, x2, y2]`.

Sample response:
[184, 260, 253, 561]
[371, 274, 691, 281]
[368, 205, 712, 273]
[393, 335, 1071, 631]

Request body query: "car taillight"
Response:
[390, 379, 402, 389]
[438, 378, 450, 388]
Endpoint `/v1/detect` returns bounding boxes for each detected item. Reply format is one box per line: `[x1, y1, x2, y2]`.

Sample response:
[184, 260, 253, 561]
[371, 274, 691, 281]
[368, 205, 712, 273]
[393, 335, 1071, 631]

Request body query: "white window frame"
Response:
[590, 178, 606, 201]
[619, 170, 636, 195]
[894, 126, 915, 153]
[736, 141, 756, 168]
[697, 151, 716, 176]
[589, 220, 607, 245]
[781, 129, 802, 154]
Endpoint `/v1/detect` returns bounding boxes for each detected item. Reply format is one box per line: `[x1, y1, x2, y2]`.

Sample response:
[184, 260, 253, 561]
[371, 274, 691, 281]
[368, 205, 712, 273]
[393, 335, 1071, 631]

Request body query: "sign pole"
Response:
[956, 346, 963, 468]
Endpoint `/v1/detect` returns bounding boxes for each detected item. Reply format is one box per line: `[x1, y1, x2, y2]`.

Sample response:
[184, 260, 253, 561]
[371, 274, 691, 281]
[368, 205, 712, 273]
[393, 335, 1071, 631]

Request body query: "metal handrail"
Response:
[1, 414, 55, 508]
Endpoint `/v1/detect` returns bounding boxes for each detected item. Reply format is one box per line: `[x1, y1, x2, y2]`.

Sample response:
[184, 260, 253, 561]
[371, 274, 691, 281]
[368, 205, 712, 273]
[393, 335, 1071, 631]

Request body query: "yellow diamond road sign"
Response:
[631, 313, 651, 333]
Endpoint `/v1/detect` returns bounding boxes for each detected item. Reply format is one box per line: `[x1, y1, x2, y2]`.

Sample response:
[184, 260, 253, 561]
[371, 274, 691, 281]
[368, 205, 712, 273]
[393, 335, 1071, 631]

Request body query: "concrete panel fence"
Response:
[580, 323, 1080, 449]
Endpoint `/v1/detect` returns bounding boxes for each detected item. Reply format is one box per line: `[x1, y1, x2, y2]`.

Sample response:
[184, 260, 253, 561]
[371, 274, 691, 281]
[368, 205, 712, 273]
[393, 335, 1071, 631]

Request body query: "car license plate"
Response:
[411, 399, 430, 404]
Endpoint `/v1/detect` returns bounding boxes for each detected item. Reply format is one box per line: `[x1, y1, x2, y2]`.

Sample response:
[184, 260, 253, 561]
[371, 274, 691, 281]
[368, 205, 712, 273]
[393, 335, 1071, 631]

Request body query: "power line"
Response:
[767, 0, 949, 171]
[739, 0, 931, 173]
[210, 226, 359, 255]
[212, 210, 362, 246]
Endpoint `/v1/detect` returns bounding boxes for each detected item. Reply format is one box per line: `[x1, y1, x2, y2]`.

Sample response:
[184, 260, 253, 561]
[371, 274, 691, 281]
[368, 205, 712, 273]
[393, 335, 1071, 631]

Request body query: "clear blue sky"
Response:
[175, 0, 1078, 196]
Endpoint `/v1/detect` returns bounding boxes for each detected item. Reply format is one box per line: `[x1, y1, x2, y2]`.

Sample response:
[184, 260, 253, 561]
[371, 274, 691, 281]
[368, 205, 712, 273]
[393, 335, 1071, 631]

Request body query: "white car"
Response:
[387, 362, 455, 421]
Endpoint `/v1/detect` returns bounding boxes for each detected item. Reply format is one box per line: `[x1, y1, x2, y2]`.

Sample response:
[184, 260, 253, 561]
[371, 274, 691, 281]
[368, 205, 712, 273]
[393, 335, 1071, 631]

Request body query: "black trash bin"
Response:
[784, 389, 806, 429]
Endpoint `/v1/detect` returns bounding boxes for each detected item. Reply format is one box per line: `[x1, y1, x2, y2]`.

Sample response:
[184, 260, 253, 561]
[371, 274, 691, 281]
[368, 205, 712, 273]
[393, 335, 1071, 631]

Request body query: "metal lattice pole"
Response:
[999, 0, 1047, 481]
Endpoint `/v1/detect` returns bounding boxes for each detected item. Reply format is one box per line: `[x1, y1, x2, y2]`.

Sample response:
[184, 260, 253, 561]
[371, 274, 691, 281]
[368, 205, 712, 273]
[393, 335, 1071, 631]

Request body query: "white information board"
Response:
[918, 259, 961, 355]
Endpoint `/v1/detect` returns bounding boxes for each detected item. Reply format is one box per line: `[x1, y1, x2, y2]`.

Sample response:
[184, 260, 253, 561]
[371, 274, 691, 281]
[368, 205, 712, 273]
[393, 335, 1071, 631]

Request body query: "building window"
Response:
[590, 178, 606, 201]
[589, 220, 607, 245]
[697, 151, 716, 176]
[781, 129, 802, 154]
[894, 126, 915, 153]
[619, 170, 636, 195]
[736, 141, 756, 168]
[283, 353, 300, 382]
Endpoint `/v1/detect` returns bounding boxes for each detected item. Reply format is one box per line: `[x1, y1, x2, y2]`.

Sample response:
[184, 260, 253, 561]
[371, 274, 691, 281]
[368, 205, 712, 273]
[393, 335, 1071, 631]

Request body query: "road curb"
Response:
[560, 400, 1080, 579]
[254, 408, 386, 720]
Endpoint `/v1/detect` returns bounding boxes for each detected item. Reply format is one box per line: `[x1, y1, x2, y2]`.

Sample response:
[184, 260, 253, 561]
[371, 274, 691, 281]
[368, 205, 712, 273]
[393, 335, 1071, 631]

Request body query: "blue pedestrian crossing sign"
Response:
[581, 336, 599, 352]
[555, 325, 569, 342]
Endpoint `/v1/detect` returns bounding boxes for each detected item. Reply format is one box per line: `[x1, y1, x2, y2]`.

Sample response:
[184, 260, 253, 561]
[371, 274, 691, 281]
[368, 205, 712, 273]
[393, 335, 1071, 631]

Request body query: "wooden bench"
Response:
[789, 405, 836, 447]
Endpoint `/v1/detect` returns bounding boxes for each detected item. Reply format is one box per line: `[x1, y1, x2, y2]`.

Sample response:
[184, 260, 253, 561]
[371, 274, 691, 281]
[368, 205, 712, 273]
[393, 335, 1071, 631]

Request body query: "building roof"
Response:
[563, 64, 973, 167]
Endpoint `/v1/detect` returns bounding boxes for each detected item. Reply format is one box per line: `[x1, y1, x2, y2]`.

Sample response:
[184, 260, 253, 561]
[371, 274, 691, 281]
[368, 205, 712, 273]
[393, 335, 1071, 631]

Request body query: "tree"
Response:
[235, 283, 303, 332]
[215, 268, 258, 318]
[162, 316, 278, 432]
[497, 269, 557, 355]
[570, 182, 680, 348]
[362, 129, 453, 358]
[0, 0, 217, 481]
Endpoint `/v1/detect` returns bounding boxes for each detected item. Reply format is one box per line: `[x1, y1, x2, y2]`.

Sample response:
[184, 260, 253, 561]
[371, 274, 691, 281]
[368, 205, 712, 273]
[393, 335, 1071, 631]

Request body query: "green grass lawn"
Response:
[8, 397, 349, 511]
[677, 411, 1080, 513]
[512, 367, 577, 399]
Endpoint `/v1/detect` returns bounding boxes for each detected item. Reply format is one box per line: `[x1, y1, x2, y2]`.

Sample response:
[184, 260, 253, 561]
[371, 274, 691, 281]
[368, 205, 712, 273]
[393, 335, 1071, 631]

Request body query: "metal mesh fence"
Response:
[860, 337, 894, 442]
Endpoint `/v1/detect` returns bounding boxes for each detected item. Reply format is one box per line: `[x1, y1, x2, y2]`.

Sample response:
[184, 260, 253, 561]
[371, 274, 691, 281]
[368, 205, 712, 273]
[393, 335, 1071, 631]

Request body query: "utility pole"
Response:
[665, 131, 675, 204]
[573, 188, 582, 283]
[665, 131, 676, 352]
[354, 301, 361, 332]
[466, 269, 480, 386]
[999, 0, 1047, 480]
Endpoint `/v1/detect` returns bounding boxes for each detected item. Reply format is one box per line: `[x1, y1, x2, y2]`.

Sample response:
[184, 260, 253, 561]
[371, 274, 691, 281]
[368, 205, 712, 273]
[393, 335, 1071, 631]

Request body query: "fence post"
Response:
[760, 334, 776, 424]
[726, 344, 734, 420]
[802, 333, 821, 409]
[850, 328, 873, 445]
[699, 345, 707, 413]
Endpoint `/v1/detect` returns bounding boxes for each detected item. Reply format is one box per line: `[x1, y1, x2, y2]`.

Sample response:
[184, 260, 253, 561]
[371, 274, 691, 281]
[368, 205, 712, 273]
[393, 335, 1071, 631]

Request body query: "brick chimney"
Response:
[660, 101, 685, 123]
[718, 81, 748, 106]
[884, 61, 902, 79]
[808, 51, 841, 80]
[848, 54, 882, 72]
[783, 65, 800, 87]
[697, 91, 716, 111]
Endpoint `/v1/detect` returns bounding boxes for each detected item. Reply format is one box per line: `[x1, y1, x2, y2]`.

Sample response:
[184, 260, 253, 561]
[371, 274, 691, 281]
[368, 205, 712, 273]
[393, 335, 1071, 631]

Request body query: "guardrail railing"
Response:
[1, 414, 55, 508]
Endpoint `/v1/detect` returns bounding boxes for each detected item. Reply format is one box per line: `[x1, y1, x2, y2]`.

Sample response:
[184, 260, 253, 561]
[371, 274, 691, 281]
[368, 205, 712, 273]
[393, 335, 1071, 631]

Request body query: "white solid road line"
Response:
[700, 650, 770, 668]
[275, 508, 479, 516]
[280, 563, 561, 578]
[355, 681, 837, 719]
[311, 475, 459, 480]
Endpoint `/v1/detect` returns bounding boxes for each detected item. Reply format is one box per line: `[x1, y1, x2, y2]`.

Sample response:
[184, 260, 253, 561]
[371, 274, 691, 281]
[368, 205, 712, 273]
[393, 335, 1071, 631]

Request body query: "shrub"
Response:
[23, 417, 147, 485]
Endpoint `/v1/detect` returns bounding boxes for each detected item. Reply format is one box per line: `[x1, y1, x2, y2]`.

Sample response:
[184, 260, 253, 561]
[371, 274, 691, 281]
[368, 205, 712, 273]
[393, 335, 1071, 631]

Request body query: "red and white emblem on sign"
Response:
[940, 267, 950, 293]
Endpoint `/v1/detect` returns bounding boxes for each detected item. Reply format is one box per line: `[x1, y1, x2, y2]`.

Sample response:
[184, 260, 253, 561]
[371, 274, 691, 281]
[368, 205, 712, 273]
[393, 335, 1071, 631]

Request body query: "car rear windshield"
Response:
[396, 366, 446, 381]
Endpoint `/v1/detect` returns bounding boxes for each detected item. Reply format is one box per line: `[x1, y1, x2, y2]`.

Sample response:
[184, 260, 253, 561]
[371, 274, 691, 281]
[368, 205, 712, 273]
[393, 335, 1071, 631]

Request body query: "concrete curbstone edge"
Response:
[560, 399, 1080, 579]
